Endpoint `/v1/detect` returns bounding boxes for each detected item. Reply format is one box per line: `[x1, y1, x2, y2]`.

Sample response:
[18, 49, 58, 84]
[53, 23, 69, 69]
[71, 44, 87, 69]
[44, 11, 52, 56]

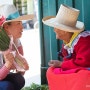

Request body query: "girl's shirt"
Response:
[0, 39, 23, 80]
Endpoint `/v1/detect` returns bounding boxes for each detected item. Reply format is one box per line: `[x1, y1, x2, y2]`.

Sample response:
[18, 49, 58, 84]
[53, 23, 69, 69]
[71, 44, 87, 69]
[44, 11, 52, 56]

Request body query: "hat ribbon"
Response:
[6, 11, 20, 20]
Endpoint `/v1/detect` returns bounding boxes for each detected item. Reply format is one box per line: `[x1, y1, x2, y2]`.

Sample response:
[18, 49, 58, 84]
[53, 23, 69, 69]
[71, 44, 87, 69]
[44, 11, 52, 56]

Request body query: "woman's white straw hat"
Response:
[0, 4, 34, 25]
[42, 4, 84, 32]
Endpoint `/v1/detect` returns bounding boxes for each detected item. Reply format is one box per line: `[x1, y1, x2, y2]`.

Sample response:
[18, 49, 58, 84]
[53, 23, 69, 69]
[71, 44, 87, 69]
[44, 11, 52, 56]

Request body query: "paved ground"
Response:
[20, 29, 41, 86]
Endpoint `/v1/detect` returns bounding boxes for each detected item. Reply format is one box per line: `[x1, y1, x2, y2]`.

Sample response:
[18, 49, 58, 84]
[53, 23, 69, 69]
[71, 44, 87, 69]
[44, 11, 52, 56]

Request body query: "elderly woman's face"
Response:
[54, 28, 72, 42]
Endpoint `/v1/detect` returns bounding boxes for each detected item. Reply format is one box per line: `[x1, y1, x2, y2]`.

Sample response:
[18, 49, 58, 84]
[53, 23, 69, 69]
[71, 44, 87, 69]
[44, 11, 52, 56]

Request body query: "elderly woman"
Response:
[43, 4, 90, 90]
[0, 4, 33, 90]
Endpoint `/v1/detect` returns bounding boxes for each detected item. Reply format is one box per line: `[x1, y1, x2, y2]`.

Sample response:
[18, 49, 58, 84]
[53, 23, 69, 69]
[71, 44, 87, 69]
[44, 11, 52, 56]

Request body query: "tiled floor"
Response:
[20, 29, 41, 87]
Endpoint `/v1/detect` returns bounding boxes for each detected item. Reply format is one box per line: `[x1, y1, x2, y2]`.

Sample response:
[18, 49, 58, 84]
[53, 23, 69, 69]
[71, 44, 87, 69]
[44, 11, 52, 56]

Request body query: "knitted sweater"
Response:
[60, 31, 90, 71]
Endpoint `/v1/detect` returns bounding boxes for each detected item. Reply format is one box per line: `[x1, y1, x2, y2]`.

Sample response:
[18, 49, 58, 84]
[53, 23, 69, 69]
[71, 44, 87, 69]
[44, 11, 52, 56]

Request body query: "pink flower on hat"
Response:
[0, 15, 6, 26]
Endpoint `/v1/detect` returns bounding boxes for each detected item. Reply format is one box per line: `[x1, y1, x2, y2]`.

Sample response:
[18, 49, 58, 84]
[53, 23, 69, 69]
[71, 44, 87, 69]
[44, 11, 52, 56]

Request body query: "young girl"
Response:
[0, 4, 33, 90]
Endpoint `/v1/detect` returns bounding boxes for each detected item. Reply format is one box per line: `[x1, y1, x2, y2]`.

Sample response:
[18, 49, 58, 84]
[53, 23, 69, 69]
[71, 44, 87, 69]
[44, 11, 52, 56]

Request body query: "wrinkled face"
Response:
[3, 21, 23, 40]
[54, 28, 73, 42]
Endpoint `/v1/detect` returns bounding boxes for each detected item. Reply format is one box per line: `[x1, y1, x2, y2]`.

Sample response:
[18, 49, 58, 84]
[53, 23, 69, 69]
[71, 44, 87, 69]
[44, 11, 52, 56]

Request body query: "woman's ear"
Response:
[3, 23, 11, 36]
[3, 23, 9, 32]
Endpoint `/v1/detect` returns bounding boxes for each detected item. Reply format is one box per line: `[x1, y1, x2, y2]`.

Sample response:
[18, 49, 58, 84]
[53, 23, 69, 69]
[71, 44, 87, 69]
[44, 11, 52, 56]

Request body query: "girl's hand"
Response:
[15, 52, 29, 71]
[4, 52, 15, 69]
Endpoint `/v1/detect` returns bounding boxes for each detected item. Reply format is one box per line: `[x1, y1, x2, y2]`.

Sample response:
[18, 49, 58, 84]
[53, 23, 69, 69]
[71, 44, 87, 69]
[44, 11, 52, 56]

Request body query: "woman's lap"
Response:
[0, 72, 25, 90]
[0, 81, 14, 90]
[47, 67, 90, 90]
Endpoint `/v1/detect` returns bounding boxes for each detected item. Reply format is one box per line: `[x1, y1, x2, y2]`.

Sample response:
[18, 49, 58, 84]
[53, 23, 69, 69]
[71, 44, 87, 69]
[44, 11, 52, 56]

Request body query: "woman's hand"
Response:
[15, 52, 29, 71]
[48, 60, 62, 67]
[4, 52, 15, 69]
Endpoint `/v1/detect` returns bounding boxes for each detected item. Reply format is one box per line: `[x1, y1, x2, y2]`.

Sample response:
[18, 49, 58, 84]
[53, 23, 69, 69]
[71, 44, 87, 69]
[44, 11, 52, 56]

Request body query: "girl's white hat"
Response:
[42, 4, 84, 32]
[0, 4, 34, 24]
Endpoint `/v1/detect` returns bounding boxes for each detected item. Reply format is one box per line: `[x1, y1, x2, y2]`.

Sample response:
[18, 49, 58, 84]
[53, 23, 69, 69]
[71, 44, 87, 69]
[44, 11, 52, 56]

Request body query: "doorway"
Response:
[13, 0, 41, 87]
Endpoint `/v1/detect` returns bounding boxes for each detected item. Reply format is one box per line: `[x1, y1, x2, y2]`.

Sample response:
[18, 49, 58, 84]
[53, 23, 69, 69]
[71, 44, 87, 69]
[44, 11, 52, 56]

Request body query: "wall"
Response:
[0, 0, 13, 4]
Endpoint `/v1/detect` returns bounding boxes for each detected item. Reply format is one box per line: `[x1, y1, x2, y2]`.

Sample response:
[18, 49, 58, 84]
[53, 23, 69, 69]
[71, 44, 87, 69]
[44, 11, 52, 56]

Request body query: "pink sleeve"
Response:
[18, 45, 24, 55]
[16, 39, 24, 55]
[0, 65, 10, 80]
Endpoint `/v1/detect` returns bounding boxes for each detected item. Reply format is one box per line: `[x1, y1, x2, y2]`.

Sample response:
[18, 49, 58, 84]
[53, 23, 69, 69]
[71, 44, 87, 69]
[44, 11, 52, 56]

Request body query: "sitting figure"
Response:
[42, 4, 90, 90]
[0, 4, 33, 90]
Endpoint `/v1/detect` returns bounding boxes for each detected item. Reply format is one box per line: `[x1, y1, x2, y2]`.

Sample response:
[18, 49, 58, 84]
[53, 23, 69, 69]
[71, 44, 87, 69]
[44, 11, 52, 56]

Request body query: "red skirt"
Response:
[46, 67, 90, 90]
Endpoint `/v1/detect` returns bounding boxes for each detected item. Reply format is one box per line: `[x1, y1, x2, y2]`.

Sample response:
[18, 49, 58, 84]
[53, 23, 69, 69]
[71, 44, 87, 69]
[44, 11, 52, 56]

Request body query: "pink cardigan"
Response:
[0, 45, 23, 80]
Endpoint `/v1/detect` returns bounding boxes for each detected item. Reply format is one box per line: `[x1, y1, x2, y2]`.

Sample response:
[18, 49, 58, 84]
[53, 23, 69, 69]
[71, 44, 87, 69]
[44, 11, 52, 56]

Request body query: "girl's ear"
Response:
[3, 23, 9, 32]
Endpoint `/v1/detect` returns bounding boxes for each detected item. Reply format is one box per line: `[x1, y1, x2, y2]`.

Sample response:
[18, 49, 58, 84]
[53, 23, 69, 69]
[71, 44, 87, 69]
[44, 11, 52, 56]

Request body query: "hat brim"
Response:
[5, 14, 34, 22]
[42, 16, 84, 32]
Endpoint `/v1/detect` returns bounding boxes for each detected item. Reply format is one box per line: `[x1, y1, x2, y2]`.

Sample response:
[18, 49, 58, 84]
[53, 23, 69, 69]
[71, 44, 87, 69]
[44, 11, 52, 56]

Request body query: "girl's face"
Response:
[3, 21, 23, 40]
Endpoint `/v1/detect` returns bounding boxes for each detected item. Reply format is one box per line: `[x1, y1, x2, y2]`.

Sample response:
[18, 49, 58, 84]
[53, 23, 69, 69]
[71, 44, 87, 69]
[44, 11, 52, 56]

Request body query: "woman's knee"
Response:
[14, 73, 25, 89]
[46, 67, 54, 77]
